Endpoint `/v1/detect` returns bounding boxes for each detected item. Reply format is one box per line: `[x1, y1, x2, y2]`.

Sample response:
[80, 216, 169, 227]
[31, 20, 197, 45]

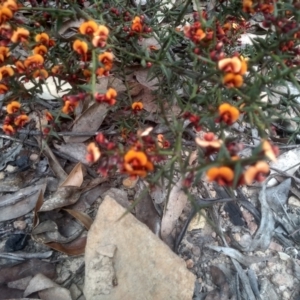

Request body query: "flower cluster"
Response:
[129, 16, 151, 35]
[218, 56, 248, 88]
[3, 100, 29, 135]
[242, 0, 274, 15]
[95, 88, 117, 106]
[198, 135, 278, 186]
[73, 21, 110, 62]
[0, 0, 18, 26]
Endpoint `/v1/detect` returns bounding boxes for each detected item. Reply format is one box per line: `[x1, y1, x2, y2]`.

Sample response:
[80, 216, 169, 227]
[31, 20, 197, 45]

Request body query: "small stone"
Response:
[5, 165, 16, 172]
[122, 176, 138, 188]
[84, 196, 195, 300]
[288, 196, 300, 207]
[13, 220, 27, 230]
[211, 232, 217, 238]
[186, 259, 194, 269]
[269, 241, 283, 252]
[191, 246, 201, 257]
[30, 153, 39, 161]
[69, 283, 82, 300]
[233, 233, 241, 242]
[0, 172, 4, 180]
[271, 273, 294, 289]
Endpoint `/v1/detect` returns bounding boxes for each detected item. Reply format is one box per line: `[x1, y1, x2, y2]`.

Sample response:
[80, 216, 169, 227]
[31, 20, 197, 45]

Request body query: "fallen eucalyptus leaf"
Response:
[231, 182, 275, 252]
[24, 273, 58, 297]
[60, 162, 83, 187]
[135, 180, 161, 235]
[0, 144, 22, 171]
[39, 186, 82, 212]
[64, 209, 93, 230]
[0, 183, 46, 222]
[207, 245, 271, 266]
[0, 259, 55, 284]
[64, 103, 108, 143]
[161, 177, 188, 242]
[39, 286, 72, 300]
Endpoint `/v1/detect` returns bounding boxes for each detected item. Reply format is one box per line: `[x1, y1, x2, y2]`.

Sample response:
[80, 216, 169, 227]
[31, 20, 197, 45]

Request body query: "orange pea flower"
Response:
[242, 0, 254, 13]
[98, 51, 113, 68]
[218, 57, 247, 75]
[3, 0, 18, 12]
[97, 52, 114, 76]
[2, 124, 15, 135]
[73, 39, 88, 61]
[10, 27, 30, 43]
[261, 140, 279, 162]
[86, 142, 101, 163]
[223, 73, 244, 88]
[32, 68, 49, 79]
[51, 65, 63, 74]
[24, 54, 44, 69]
[218, 103, 240, 125]
[0, 83, 8, 94]
[157, 134, 170, 149]
[260, 4, 274, 14]
[0, 7, 13, 24]
[244, 161, 270, 185]
[45, 111, 54, 121]
[6, 100, 20, 114]
[83, 69, 91, 81]
[103, 88, 117, 105]
[131, 101, 143, 111]
[195, 132, 223, 152]
[123, 149, 154, 177]
[0, 46, 10, 63]
[62, 100, 78, 114]
[92, 25, 109, 47]
[131, 16, 143, 33]
[35, 32, 50, 45]
[193, 29, 206, 43]
[79, 20, 99, 35]
[206, 166, 234, 186]
[14, 114, 29, 127]
[0, 65, 14, 79]
[33, 45, 48, 56]
[15, 60, 25, 73]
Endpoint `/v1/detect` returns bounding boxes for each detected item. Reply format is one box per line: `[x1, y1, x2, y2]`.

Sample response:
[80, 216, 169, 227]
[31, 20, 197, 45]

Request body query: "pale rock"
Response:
[186, 259, 194, 269]
[13, 220, 27, 230]
[288, 196, 300, 207]
[102, 188, 130, 209]
[271, 273, 294, 289]
[84, 195, 196, 300]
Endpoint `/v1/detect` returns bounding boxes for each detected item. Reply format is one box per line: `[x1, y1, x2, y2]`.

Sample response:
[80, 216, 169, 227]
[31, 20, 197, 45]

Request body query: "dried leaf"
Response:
[135, 180, 161, 235]
[36, 138, 67, 181]
[134, 69, 159, 90]
[39, 186, 82, 212]
[53, 142, 90, 165]
[64, 209, 93, 230]
[60, 162, 83, 187]
[0, 259, 55, 284]
[207, 245, 271, 266]
[0, 144, 22, 171]
[24, 273, 58, 297]
[161, 178, 188, 241]
[46, 236, 87, 255]
[39, 286, 72, 300]
[0, 183, 46, 222]
[64, 103, 108, 143]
